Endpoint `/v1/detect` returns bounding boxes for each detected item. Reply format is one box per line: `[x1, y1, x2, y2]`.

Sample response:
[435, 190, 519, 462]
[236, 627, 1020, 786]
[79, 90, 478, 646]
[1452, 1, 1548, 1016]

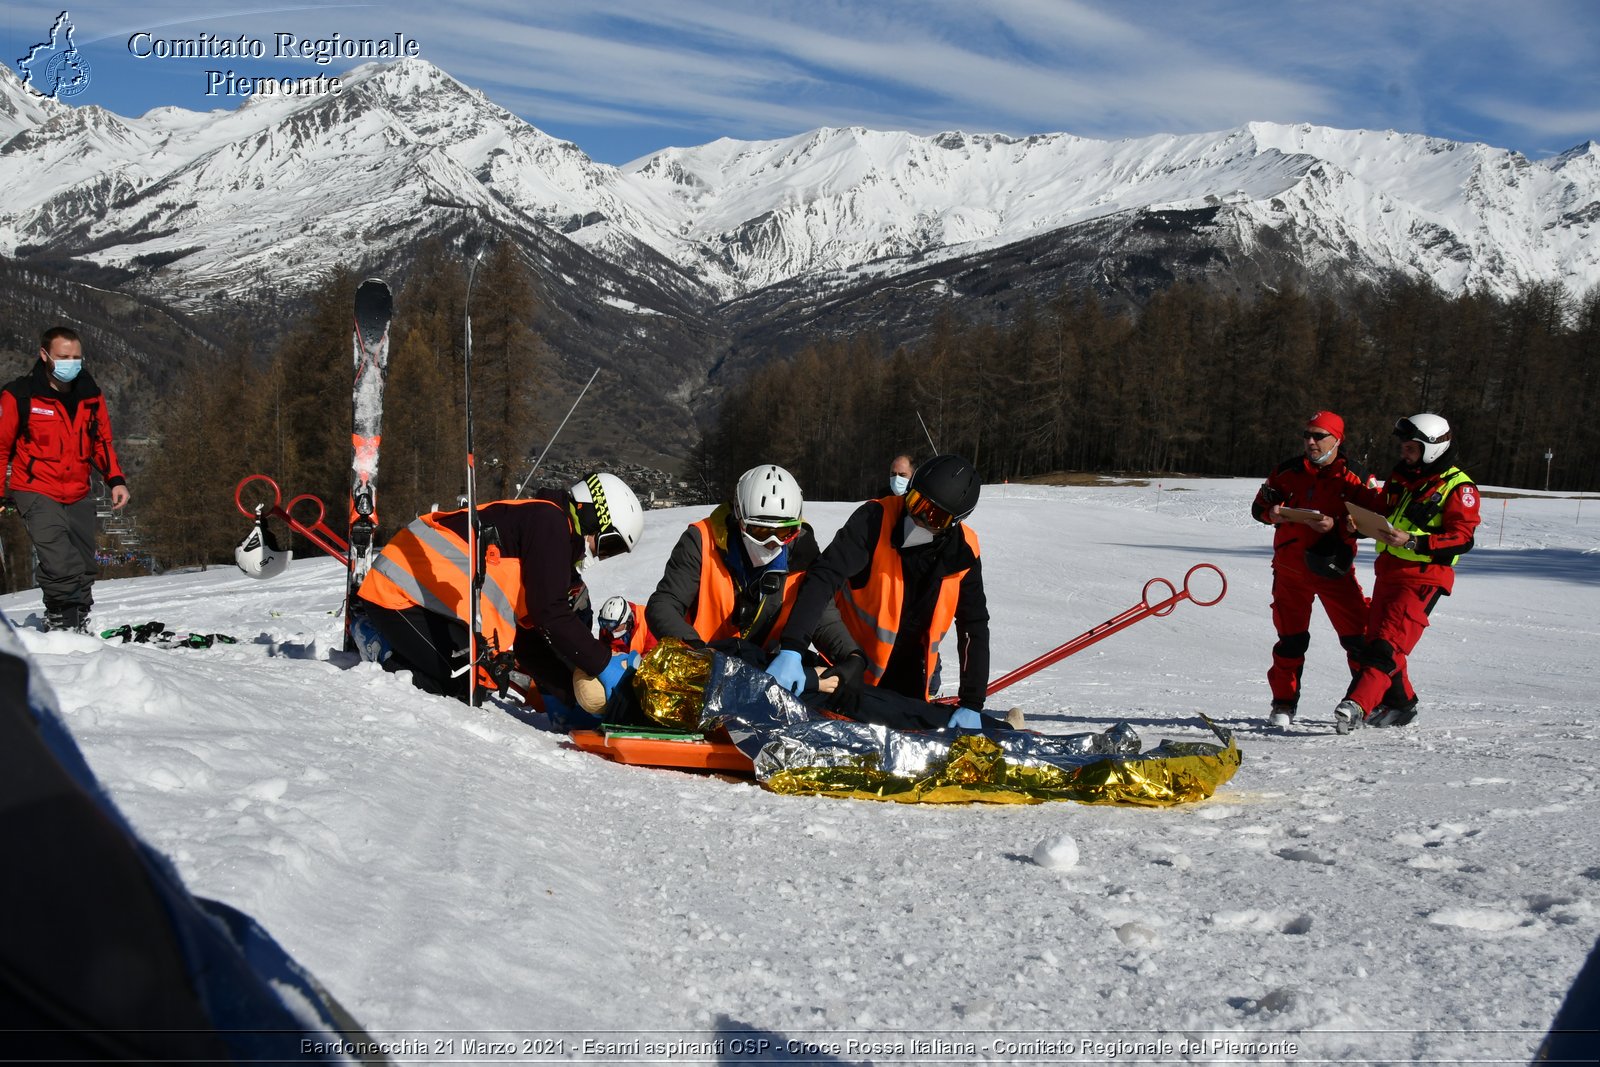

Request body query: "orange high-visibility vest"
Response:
[606, 600, 657, 655]
[687, 516, 803, 646]
[359, 500, 555, 668]
[835, 495, 978, 698]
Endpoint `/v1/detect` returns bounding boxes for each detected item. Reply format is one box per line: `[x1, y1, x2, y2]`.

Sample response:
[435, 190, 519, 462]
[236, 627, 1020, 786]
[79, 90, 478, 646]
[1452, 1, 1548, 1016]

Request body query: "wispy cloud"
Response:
[3, 0, 1593, 161]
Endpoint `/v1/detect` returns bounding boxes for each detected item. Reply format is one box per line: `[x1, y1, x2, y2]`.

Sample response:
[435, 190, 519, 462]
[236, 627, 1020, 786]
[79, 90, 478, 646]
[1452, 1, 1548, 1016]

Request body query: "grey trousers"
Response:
[14, 491, 98, 612]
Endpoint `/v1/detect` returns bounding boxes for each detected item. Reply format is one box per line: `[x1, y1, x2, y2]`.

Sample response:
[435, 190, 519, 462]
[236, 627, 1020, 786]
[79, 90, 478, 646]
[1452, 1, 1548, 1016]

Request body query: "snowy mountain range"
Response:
[3, 57, 1597, 312]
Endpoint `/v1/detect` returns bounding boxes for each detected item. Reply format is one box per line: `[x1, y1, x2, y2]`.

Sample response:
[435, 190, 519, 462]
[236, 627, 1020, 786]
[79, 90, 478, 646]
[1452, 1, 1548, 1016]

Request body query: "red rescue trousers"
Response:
[1267, 561, 1369, 705]
[1345, 568, 1447, 712]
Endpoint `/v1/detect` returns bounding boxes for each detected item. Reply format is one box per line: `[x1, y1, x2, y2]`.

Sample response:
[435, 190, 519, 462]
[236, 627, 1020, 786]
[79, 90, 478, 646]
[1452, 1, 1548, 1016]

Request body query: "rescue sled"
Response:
[566, 725, 754, 774]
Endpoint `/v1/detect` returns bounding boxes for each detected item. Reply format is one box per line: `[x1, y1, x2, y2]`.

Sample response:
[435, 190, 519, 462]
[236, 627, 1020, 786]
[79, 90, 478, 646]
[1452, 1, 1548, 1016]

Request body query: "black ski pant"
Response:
[14, 491, 97, 620]
[361, 603, 471, 701]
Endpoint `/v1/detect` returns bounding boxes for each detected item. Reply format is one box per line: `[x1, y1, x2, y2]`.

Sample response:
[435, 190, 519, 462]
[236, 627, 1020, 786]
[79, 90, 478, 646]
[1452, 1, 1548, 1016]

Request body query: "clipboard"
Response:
[1346, 501, 1399, 539]
[1276, 507, 1325, 525]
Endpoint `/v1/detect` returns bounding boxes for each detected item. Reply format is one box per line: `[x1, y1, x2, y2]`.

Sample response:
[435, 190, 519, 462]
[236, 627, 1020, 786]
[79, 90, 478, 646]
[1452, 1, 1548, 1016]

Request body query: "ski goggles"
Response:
[743, 519, 802, 546]
[595, 527, 630, 560]
[905, 487, 959, 532]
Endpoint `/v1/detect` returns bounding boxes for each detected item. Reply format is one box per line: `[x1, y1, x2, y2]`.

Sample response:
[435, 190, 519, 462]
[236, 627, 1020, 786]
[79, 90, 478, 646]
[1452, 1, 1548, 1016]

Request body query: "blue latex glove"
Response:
[946, 707, 984, 730]
[597, 651, 636, 698]
[766, 649, 807, 694]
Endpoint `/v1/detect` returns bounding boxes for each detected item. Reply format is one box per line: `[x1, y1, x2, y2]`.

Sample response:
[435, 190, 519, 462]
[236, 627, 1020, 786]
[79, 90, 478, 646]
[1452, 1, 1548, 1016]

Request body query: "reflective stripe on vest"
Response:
[1380, 468, 1473, 564]
[688, 518, 801, 646]
[835, 495, 977, 698]
[360, 503, 541, 653]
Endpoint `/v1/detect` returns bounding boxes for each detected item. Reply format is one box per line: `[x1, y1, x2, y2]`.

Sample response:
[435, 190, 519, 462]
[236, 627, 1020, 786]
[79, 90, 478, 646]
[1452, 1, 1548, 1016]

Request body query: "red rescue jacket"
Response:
[0, 363, 127, 505]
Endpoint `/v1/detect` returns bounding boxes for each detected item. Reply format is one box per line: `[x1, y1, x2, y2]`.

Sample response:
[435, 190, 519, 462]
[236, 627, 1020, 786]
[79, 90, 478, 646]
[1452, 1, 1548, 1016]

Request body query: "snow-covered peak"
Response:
[0, 62, 65, 144]
[0, 58, 1594, 306]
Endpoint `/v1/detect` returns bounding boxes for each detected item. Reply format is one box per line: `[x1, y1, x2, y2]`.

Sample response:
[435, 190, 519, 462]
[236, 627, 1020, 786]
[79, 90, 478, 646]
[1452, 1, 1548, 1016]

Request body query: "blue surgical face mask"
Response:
[51, 358, 82, 383]
[889, 474, 910, 496]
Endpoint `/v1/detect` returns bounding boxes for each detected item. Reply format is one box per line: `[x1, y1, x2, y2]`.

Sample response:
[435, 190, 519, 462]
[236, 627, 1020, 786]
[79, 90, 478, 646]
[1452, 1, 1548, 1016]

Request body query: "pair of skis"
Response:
[345, 272, 497, 705]
[346, 278, 393, 652]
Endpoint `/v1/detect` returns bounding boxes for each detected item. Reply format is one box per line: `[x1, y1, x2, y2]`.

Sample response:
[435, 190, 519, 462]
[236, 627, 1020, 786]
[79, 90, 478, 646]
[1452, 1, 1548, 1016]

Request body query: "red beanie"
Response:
[1307, 410, 1344, 439]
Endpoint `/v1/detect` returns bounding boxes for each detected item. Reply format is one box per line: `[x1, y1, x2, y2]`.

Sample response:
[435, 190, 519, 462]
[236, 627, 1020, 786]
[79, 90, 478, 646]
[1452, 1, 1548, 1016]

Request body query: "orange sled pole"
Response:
[940, 563, 1227, 704]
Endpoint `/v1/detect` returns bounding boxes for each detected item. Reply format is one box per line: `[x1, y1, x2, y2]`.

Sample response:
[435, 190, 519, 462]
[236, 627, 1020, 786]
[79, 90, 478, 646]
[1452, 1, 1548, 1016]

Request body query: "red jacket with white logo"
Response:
[0, 362, 127, 505]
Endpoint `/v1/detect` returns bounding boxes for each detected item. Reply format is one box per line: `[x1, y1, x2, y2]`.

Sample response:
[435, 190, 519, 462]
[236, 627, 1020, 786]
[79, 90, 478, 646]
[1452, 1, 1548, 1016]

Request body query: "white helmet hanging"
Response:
[234, 511, 290, 579]
[734, 464, 803, 527]
[1395, 413, 1452, 465]
[570, 473, 644, 559]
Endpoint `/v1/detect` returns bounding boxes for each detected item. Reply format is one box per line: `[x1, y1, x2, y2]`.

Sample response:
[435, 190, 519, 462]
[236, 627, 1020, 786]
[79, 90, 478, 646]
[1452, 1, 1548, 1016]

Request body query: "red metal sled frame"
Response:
[235, 475, 351, 566]
[937, 562, 1227, 704]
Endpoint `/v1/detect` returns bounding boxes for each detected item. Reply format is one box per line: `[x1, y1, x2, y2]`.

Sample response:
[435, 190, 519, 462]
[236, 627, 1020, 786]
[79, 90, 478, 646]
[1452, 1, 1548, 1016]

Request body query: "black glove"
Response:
[820, 652, 866, 694]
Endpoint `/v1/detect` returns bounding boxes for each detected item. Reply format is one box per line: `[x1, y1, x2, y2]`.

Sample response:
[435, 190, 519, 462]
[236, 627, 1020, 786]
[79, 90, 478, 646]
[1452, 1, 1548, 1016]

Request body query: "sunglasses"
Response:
[905, 487, 958, 532]
[1302, 430, 1333, 440]
[744, 520, 802, 546]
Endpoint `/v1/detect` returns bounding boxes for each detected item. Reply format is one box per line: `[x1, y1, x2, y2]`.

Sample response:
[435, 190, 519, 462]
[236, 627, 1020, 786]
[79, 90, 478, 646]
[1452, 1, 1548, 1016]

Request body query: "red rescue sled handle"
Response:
[937, 563, 1227, 704]
[235, 474, 351, 566]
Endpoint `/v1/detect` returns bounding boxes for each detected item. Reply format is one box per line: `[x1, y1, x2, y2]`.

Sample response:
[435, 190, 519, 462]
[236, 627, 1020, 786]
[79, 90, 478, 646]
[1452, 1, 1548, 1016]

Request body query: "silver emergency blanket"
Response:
[634, 640, 1240, 806]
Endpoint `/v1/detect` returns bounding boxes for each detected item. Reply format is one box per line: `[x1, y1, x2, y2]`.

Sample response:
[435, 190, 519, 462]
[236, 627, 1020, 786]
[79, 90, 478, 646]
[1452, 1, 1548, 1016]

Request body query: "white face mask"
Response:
[900, 515, 934, 547]
[741, 528, 785, 567]
[888, 474, 910, 496]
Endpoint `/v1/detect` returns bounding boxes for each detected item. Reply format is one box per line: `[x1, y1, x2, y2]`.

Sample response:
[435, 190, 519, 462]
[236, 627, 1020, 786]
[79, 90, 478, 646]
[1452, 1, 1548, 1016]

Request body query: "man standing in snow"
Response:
[0, 327, 130, 633]
[1333, 414, 1481, 733]
[1251, 410, 1375, 729]
[356, 473, 643, 710]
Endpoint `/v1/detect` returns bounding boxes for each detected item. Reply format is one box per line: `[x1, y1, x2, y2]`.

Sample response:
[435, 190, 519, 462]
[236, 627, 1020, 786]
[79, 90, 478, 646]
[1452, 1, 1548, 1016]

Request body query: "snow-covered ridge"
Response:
[0, 58, 1595, 304]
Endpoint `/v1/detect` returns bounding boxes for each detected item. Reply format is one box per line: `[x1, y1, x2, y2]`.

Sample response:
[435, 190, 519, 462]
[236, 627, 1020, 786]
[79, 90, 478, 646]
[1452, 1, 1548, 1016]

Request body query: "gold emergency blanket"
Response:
[630, 639, 1241, 807]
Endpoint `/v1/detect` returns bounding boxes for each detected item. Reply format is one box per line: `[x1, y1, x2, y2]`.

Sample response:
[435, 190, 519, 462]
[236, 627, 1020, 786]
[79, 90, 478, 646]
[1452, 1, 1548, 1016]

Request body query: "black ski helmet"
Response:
[905, 454, 981, 530]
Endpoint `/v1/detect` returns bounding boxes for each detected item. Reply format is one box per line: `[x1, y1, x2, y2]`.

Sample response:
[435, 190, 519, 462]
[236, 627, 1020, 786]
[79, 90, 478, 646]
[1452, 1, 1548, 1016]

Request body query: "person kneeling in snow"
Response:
[645, 463, 868, 700]
[767, 454, 999, 732]
[356, 474, 643, 710]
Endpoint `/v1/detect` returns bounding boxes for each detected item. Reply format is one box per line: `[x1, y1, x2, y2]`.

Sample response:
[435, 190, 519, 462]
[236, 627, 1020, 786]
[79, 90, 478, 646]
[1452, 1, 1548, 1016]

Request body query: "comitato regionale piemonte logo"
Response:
[17, 10, 92, 100]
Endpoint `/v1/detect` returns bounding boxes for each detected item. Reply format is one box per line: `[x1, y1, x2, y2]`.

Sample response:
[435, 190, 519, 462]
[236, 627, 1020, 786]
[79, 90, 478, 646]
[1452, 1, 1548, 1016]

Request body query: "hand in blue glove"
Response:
[766, 649, 807, 694]
[597, 651, 636, 697]
[946, 707, 984, 730]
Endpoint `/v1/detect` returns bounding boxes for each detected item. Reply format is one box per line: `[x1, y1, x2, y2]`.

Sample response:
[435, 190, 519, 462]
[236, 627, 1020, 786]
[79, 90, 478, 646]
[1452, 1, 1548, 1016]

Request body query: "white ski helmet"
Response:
[570, 473, 643, 559]
[598, 595, 633, 633]
[234, 515, 289, 579]
[1395, 413, 1452, 465]
[734, 464, 803, 528]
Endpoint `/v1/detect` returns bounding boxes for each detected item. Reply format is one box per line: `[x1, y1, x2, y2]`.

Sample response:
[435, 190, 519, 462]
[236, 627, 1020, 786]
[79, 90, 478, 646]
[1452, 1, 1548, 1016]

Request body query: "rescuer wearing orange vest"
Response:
[597, 595, 655, 656]
[356, 473, 644, 706]
[769, 454, 995, 730]
[645, 464, 861, 678]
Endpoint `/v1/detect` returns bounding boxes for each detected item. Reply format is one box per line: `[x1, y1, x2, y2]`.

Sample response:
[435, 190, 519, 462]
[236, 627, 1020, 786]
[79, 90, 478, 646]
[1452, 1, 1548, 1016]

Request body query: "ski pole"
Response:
[513, 366, 600, 498]
[235, 475, 350, 565]
[464, 250, 484, 708]
[937, 563, 1227, 703]
[916, 409, 940, 454]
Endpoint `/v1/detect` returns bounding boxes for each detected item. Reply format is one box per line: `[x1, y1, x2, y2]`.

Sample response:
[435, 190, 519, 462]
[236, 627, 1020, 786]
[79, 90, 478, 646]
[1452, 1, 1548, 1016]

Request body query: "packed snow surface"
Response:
[5, 478, 1597, 1063]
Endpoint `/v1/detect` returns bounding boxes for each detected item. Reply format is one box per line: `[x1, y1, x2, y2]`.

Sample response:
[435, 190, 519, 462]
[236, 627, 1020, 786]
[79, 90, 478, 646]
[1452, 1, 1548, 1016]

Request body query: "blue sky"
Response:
[3, 1, 1596, 165]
